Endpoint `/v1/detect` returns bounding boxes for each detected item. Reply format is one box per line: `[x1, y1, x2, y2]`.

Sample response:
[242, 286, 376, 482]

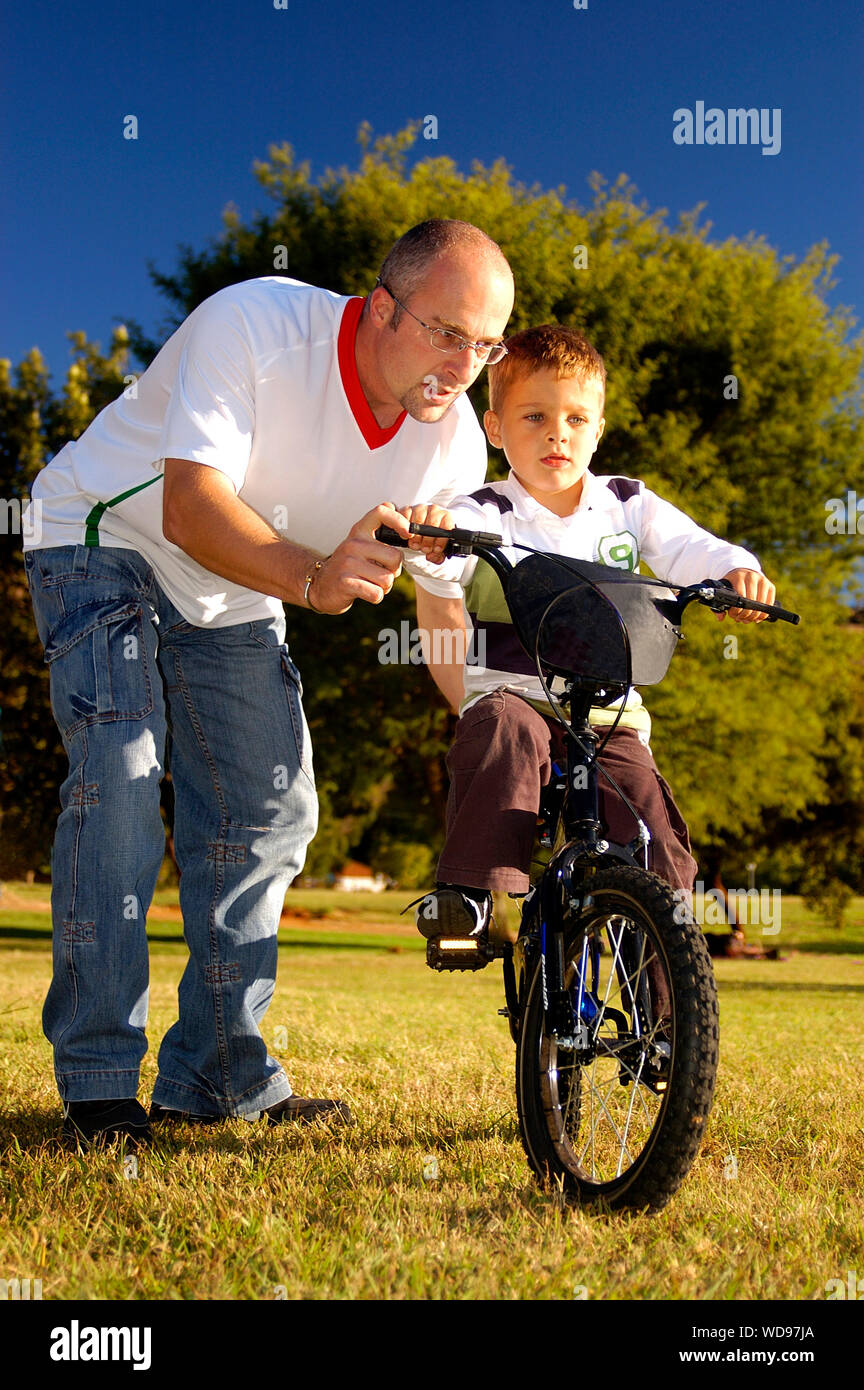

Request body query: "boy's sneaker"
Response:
[414, 887, 491, 941]
[62, 1098, 152, 1148]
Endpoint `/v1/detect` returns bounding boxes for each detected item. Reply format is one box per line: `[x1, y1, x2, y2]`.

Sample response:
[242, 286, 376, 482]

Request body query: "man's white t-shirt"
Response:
[23, 278, 487, 626]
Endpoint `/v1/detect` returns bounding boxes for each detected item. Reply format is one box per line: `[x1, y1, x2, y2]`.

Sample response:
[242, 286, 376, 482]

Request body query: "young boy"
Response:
[400, 325, 776, 938]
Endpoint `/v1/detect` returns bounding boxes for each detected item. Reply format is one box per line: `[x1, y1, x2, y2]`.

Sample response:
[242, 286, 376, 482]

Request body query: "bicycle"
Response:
[377, 521, 799, 1212]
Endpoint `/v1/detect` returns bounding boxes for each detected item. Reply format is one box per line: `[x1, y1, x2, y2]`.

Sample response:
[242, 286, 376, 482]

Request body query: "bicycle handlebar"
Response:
[692, 579, 799, 625]
[374, 523, 800, 625]
[375, 522, 503, 550]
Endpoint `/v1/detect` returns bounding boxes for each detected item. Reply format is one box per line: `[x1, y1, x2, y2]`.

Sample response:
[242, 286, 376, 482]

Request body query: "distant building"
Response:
[334, 860, 387, 893]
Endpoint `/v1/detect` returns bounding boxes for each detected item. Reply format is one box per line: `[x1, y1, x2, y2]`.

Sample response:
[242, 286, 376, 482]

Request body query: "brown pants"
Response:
[438, 690, 696, 894]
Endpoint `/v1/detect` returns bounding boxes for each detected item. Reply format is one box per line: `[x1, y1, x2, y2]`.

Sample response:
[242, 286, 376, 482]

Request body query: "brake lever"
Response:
[697, 578, 799, 625]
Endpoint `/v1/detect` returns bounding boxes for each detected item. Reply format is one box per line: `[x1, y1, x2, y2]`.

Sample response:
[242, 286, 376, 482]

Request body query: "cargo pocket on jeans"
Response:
[654, 770, 694, 855]
[43, 602, 154, 740]
[279, 649, 315, 784]
[445, 690, 507, 774]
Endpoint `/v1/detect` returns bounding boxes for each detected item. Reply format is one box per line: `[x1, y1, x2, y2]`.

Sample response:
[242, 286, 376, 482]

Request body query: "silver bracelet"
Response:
[303, 559, 325, 611]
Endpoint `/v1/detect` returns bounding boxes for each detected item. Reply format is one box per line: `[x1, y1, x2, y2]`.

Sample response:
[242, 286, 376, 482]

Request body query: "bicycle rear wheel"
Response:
[515, 864, 718, 1212]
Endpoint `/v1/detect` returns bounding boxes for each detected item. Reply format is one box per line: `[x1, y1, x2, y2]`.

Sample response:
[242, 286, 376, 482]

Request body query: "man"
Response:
[23, 219, 514, 1145]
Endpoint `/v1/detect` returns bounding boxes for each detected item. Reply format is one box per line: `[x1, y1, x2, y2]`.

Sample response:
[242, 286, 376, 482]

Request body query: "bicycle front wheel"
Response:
[515, 865, 718, 1212]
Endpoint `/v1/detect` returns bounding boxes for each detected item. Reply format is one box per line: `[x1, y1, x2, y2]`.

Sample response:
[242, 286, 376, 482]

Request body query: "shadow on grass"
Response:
[718, 978, 864, 993]
[0, 1106, 523, 1155]
[0, 1116, 272, 1162]
[780, 940, 864, 955]
[367, 1116, 523, 1149]
[0, 1108, 71, 1153]
[0, 1107, 295, 1155]
[0, 926, 422, 955]
[275, 937, 423, 954]
[0, 1112, 658, 1223]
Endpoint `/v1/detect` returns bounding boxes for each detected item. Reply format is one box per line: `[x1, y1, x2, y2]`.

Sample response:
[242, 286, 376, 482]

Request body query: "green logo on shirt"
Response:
[598, 531, 638, 570]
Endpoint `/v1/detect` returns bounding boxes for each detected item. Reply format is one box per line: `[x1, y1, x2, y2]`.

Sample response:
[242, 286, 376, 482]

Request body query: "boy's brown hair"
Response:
[488, 324, 606, 413]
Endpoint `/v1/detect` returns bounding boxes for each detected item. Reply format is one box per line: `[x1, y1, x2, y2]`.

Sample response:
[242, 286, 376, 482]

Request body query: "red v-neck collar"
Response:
[338, 296, 406, 449]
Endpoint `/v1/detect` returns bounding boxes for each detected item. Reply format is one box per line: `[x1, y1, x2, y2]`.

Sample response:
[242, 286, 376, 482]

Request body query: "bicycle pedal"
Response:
[426, 935, 496, 972]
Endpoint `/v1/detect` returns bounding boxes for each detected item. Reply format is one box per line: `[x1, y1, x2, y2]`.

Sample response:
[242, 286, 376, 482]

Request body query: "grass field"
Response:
[1, 883, 863, 1302]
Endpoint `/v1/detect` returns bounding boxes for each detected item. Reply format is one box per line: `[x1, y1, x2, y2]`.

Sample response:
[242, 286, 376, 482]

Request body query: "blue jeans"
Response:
[25, 545, 318, 1115]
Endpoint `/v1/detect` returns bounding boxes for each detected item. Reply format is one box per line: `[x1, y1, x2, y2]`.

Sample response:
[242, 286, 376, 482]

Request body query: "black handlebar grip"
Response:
[711, 579, 799, 625]
[767, 605, 800, 626]
[374, 521, 503, 550]
[374, 525, 408, 547]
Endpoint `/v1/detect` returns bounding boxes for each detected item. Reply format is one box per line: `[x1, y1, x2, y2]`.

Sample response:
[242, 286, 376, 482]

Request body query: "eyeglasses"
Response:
[376, 279, 508, 365]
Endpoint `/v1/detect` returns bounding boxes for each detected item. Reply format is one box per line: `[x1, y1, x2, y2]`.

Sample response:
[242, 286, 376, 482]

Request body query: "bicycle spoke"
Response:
[577, 1064, 635, 1172]
[543, 901, 672, 1183]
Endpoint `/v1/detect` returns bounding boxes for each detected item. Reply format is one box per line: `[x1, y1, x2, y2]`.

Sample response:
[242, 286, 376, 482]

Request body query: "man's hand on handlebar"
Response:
[307, 502, 410, 613]
[718, 568, 777, 623]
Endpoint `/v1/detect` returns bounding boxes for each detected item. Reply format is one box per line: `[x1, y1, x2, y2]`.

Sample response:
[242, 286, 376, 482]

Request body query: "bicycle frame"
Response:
[504, 686, 652, 1046]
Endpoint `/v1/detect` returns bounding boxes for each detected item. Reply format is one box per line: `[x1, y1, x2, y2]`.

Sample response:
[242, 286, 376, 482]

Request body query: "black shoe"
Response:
[62, 1098, 152, 1148]
[414, 887, 491, 941]
[264, 1096, 352, 1127]
[149, 1102, 223, 1126]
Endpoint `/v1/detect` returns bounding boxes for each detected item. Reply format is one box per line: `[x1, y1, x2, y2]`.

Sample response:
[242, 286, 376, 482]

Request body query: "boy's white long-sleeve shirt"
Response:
[406, 469, 762, 729]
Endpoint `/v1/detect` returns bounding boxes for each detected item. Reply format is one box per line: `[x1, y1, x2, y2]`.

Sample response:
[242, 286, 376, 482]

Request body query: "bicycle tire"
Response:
[515, 864, 718, 1212]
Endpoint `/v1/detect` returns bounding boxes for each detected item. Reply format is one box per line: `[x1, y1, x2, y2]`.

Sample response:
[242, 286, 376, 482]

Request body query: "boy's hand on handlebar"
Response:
[308, 502, 409, 612]
[400, 503, 456, 564]
[719, 568, 777, 622]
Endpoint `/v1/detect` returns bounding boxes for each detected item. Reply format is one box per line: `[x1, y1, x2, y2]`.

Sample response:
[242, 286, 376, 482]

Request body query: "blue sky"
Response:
[3, 0, 862, 378]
